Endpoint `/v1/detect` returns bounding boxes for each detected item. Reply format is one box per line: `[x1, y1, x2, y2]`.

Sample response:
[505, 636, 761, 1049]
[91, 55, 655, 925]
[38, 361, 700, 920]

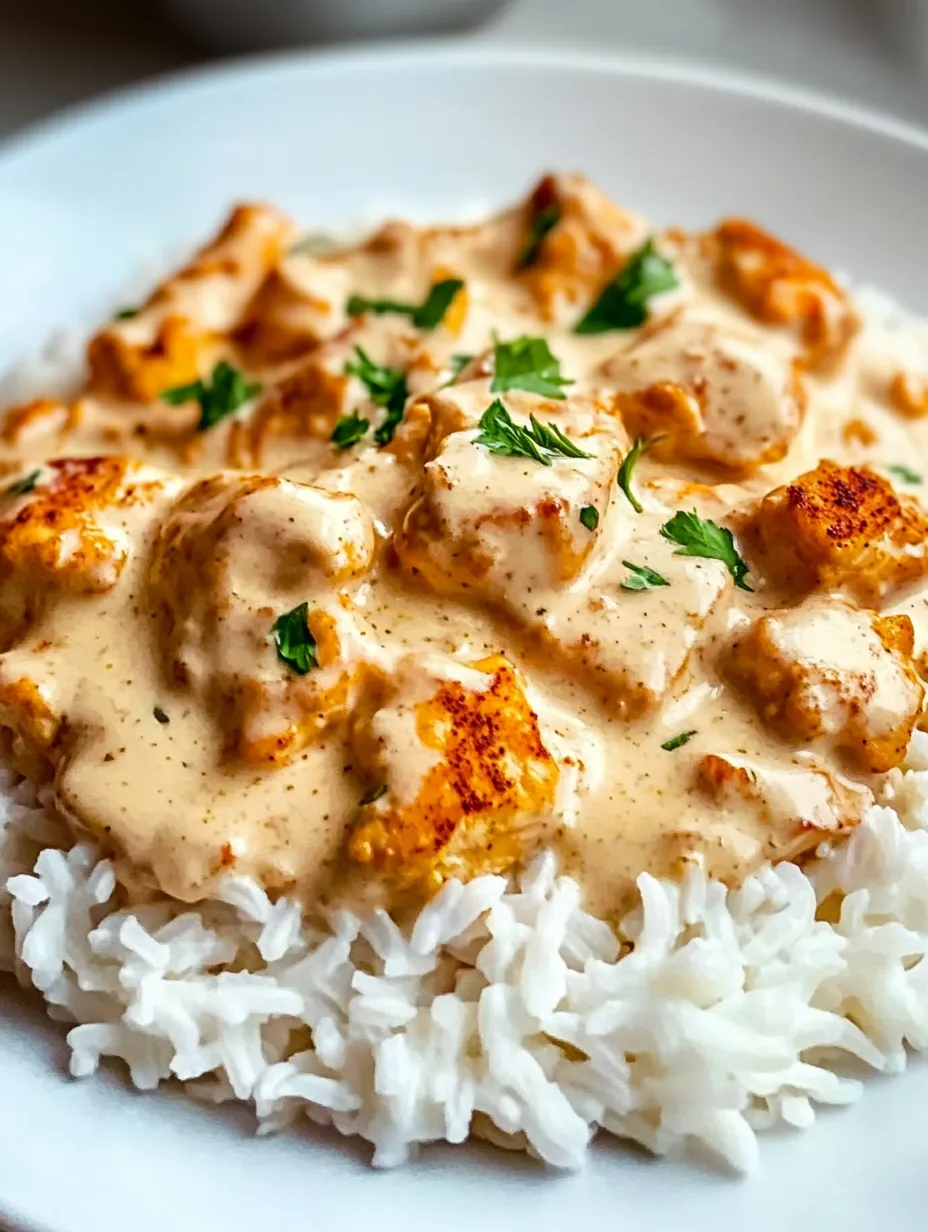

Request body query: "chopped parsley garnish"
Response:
[153, 706, 170, 725]
[621, 561, 669, 591]
[114, 306, 139, 320]
[660, 510, 752, 591]
[579, 505, 599, 531]
[491, 336, 572, 400]
[887, 463, 922, 485]
[661, 729, 696, 752]
[331, 411, 370, 449]
[616, 435, 659, 514]
[574, 239, 677, 335]
[360, 784, 387, 806]
[449, 353, 474, 381]
[161, 361, 262, 432]
[271, 602, 317, 676]
[344, 346, 408, 445]
[6, 468, 41, 497]
[474, 399, 592, 467]
[346, 277, 465, 330]
[516, 203, 562, 270]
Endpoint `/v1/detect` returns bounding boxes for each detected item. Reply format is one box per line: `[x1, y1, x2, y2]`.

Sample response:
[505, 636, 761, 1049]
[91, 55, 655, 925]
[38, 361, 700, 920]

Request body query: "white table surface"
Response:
[2, 0, 928, 145]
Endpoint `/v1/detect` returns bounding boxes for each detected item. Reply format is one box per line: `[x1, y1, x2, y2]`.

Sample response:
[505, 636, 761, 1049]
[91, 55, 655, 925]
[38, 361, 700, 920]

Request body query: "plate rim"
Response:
[1, 39, 928, 176]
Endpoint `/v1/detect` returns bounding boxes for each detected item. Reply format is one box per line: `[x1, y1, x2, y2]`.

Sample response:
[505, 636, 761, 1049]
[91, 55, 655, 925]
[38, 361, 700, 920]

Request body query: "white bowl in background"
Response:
[156, 0, 507, 50]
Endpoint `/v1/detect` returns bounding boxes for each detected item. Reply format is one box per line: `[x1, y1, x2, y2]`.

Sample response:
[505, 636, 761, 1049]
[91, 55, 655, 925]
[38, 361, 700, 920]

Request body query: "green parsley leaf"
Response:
[344, 346, 408, 445]
[574, 239, 678, 335]
[660, 509, 752, 591]
[331, 412, 370, 449]
[887, 463, 922, 485]
[153, 706, 170, 725]
[449, 353, 474, 381]
[620, 560, 669, 591]
[271, 602, 317, 676]
[474, 399, 593, 467]
[6, 468, 42, 497]
[491, 336, 572, 400]
[516, 203, 562, 270]
[661, 729, 696, 752]
[616, 435, 660, 514]
[346, 278, 465, 331]
[412, 279, 465, 329]
[360, 784, 387, 806]
[114, 306, 139, 320]
[579, 505, 599, 531]
[161, 361, 262, 432]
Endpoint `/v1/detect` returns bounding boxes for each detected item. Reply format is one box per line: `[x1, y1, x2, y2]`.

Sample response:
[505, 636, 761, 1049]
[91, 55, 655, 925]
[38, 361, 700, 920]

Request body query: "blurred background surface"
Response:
[1, 0, 928, 143]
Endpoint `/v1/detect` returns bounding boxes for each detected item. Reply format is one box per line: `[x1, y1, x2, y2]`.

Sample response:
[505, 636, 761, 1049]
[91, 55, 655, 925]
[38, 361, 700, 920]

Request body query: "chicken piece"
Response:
[741, 460, 928, 603]
[694, 751, 872, 867]
[347, 652, 600, 895]
[537, 507, 731, 717]
[87, 203, 295, 401]
[602, 311, 806, 470]
[709, 218, 858, 370]
[726, 600, 924, 773]
[0, 456, 179, 646]
[147, 472, 381, 766]
[396, 386, 627, 599]
[889, 370, 928, 419]
[237, 317, 437, 467]
[516, 173, 648, 322]
[1, 398, 81, 449]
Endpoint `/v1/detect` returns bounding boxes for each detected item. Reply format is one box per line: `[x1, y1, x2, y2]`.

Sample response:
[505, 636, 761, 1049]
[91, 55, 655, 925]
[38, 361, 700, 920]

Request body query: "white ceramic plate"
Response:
[1, 44, 928, 1232]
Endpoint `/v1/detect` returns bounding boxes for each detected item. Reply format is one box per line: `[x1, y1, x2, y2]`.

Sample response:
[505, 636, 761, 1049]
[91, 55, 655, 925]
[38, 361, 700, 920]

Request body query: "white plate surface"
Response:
[1, 43, 928, 1232]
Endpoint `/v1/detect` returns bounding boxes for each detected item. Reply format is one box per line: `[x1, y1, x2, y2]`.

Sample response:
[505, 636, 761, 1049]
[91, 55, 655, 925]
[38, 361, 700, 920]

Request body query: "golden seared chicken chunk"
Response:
[0, 457, 180, 639]
[236, 316, 440, 468]
[396, 386, 627, 598]
[0, 398, 81, 450]
[602, 311, 806, 470]
[0, 457, 181, 772]
[515, 173, 648, 321]
[694, 751, 872, 867]
[708, 219, 858, 370]
[147, 472, 382, 766]
[889, 370, 928, 419]
[88, 203, 295, 401]
[742, 460, 928, 603]
[347, 652, 600, 895]
[726, 600, 924, 773]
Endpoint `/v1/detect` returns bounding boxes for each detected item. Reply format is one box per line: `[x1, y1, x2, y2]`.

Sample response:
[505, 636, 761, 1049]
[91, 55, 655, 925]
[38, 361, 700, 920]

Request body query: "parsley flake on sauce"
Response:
[271, 602, 317, 676]
[346, 278, 465, 331]
[616, 435, 660, 514]
[660, 510, 752, 591]
[491, 336, 572, 400]
[474, 399, 592, 467]
[516, 203, 562, 270]
[153, 706, 170, 725]
[887, 463, 922, 485]
[661, 729, 696, 752]
[344, 346, 408, 445]
[620, 561, 669, 591]
[114, 306, 139, 320]
[5, 468, 42, 497]
[579, 505, 600, 532]
[574, 239, 677, 335]
[161, 361, 262, 432]
[331, 411, 371, 449]
[360, 784, 387, 806]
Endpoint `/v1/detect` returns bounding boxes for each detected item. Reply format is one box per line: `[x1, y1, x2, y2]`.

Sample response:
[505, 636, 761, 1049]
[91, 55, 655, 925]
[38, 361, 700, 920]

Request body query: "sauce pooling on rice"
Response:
[1, 174, 927, 919]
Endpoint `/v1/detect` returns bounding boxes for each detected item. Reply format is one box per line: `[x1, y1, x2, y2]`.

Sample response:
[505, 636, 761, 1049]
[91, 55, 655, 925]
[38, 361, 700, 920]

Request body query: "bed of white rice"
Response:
[3, 736, 928, 1173]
